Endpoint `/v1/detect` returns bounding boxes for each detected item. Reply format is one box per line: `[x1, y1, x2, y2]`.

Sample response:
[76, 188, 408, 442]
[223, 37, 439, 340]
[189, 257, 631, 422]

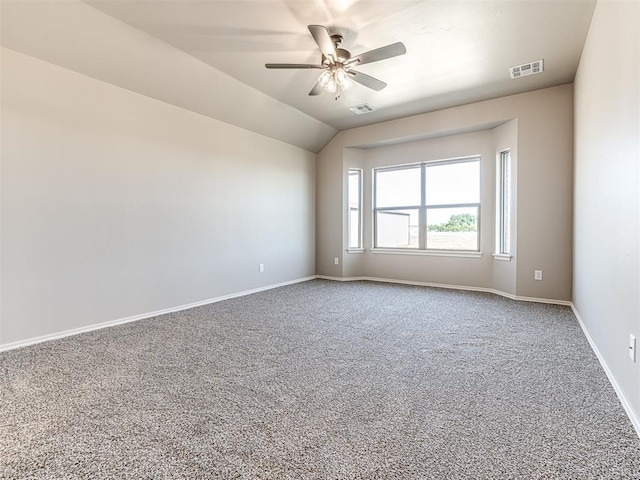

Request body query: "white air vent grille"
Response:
[509, 59, 544, 79]
[349, 104, 375, 115]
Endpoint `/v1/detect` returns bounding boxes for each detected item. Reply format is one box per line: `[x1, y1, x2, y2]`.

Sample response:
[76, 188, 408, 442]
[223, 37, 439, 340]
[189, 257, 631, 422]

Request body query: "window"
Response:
[374, 157, 480, 251]
[347, 169, 363, 249]
[496, 151, 511, 256]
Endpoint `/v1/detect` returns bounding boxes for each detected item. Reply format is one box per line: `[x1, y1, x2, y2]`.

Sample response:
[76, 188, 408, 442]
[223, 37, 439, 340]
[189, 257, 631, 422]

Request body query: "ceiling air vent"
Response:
[509, 59, 544, 79]
[349, 104, 375, 115]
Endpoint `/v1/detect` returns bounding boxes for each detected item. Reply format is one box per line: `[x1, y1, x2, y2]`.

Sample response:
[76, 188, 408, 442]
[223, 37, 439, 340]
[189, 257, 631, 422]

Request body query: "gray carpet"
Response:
[1, 279, 639, 479]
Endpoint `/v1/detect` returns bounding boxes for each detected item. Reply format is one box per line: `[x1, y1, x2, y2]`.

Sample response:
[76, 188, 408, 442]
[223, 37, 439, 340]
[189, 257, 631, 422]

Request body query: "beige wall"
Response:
[317, 85, 573, 301]
[492, 120, 518, 296]
[574, 0, 640, 430]
[353, 130, 495, 289]
[342, 148, 367, 278]
[0, 48, 316, 346]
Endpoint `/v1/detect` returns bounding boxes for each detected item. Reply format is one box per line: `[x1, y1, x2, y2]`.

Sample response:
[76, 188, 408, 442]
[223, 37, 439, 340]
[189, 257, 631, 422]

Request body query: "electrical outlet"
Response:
[334, 257, 339, 265]
[534, 270, 543, 281]
[630, 334, 636, 362]
[259, 263, 264, 273]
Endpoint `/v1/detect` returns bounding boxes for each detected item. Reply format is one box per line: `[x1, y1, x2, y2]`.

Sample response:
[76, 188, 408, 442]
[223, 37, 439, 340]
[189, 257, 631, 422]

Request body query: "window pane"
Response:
[348, 171, 360, 206]
[426, 206, 478, 250]
[349, 208, 360, 248]
[376, 209, 419, 248]
[426, 160, 479, 205]
[375, 167, 421, 208]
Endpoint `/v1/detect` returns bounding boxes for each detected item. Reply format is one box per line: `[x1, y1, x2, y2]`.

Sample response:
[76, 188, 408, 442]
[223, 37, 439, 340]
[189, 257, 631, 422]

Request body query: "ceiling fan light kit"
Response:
[318, 65, 353, 96]
[266, 25, 406, 100]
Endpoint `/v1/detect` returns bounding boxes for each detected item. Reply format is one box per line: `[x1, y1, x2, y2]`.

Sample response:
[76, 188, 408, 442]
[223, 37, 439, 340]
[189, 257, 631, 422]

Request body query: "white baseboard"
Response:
[316, 275, 572, 306]
[3, 274, 637, 439]
[571, 304, 640, 438]
[0, 276, 316, 353]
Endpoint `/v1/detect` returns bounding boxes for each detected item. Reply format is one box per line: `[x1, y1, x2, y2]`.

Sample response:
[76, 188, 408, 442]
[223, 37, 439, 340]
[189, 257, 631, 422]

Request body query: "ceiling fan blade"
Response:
[347, 42, 406, 67]
[309, 83, 323, 96]
[349, 70, 387, 91]
[308, 25, 337, 63]
[265, 63, 324, 69]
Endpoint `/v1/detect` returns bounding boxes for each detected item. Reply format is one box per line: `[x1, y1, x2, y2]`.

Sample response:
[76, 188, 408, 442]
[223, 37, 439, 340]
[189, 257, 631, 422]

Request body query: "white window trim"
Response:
[495, 150, 512, 257]
[371, 248, 482, 258]
[373, 157, 481, 253]
[347, 168, 363, 250]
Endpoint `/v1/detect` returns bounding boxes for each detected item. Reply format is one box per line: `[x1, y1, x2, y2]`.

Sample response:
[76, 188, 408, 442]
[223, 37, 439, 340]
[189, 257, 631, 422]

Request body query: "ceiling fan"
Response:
[266, 25, 406, 99]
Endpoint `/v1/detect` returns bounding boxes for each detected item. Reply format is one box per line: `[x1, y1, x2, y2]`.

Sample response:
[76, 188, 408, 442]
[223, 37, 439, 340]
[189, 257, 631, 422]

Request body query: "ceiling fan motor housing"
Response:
[322, 48, 351, 66]
[320, 34, 352, 66]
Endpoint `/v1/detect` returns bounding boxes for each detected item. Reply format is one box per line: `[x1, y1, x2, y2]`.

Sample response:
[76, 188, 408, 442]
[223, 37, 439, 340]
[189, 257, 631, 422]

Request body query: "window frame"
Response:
[347, 168, 363, 252]
[373, 157, 481, 253]
[495, 150, 512, 258]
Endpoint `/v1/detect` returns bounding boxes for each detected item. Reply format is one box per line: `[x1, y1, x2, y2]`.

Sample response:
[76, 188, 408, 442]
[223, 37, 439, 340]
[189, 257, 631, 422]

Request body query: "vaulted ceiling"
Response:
[1, 0, 596, 152]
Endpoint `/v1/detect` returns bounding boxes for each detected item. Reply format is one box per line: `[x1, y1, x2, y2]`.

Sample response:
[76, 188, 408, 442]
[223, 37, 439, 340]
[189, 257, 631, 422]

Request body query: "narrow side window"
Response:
[497, 151, 511, 255]
[348, 169, 363, 249]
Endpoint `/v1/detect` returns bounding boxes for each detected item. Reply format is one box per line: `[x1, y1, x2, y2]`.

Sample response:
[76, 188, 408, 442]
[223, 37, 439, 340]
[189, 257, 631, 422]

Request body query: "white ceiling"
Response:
[1, 0, 596, 152]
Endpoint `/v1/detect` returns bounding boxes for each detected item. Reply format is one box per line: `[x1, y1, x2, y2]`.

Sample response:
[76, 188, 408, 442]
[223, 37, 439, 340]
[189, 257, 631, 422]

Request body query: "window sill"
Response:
[346, 248, 365, 254]
[492, 254, 512, 261]
[370, 248, 482, 259]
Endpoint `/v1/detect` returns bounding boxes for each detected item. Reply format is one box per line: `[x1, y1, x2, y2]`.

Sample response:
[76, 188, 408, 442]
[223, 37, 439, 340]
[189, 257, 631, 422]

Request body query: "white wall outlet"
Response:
[259, 263, 264, 273]
[629, 334, 636, 362]
[334, 257, 339, 265]
[534, 270, 543, 281]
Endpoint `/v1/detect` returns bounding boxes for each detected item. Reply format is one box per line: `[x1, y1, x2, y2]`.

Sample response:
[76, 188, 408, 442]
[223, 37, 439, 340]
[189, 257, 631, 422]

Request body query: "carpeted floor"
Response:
[1, 279, 639, 479]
